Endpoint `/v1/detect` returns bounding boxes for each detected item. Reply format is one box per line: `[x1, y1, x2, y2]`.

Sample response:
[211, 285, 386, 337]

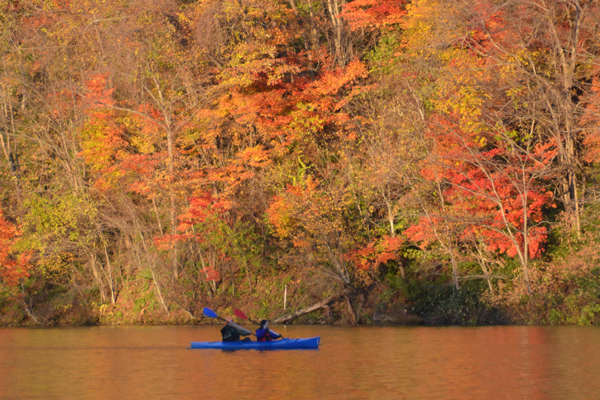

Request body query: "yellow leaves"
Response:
[266, 176, 352, 245]
[428, 50, 489, 136]
[37, 252, 74, 283]
[402, 0, 450, 57]
[78, 118, 125, 172]
[266, 195, 294, 239]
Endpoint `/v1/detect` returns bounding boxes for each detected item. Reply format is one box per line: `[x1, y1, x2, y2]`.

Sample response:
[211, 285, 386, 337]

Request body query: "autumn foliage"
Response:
[0, 211, 30, 287]
[1, 0, 600, 326]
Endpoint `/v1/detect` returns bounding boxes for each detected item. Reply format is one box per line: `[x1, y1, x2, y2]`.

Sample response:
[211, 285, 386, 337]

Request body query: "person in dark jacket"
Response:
[255, 319, 282, 342]
[221, 318, 252, 342]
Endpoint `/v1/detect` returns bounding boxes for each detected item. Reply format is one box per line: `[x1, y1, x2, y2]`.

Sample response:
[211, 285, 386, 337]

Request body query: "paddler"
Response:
[221, 317, 252, 342]
[255, 319, 283, 342]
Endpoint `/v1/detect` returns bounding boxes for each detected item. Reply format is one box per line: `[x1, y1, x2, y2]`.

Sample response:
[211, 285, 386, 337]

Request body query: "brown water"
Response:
[0, 325, 599, 399]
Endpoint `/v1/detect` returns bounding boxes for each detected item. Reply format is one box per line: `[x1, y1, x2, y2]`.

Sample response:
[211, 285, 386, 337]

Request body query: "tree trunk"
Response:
[274, 291, 348, 324]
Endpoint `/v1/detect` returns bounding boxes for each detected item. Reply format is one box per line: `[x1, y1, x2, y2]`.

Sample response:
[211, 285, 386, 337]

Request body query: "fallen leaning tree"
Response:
[273, 291, 349, 324]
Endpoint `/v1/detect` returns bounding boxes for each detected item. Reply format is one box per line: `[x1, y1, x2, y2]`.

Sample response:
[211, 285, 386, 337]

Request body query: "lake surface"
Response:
[0, 325, 599, 399]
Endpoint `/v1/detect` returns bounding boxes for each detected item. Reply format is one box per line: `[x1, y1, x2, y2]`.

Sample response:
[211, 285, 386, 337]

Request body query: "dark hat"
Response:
[260, 319, 268, 328]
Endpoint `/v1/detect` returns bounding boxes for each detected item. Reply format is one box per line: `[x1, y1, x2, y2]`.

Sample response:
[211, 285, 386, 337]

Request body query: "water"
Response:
[0, 325, 599, 399]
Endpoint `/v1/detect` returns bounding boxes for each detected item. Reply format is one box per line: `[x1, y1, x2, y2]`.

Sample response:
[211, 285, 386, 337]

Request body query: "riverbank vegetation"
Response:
[1, 0, 600, 326]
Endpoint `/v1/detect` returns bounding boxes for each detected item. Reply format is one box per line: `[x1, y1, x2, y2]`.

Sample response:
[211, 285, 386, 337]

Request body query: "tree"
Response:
[0, 209, 30, 287]
[460, 0, 600, 235]
[267, 177, 356, 284]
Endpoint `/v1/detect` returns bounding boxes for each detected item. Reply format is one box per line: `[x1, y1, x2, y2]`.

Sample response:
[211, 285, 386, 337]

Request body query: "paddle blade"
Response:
[234, 309, 248, 320]
[203, 307, 218, 318]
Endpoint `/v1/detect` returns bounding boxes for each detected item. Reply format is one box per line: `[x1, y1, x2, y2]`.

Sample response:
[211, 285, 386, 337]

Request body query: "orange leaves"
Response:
[311, 60, 368, 97]
[78, 75, 176, 196]
[266, 177, 350, 245]
[78, 74, 127, 180]
[447, 141, 554, 258]
[199, 0, 371, 156]
[0, 210, 31, 287]
[78, 119, 127, 172]
[266, 194, 294, 239]
[347, 235, 405, 271]
[177, 193, 232, 234]
[121, 154, 162, 195]
[210, 55, 367, 151]
[266, 179, 319, 240]
[411, 130, 556, 260]
[341, 0, 408, 30]
[83, 73, 116, 113]
[392, 0, 564, 265]
[236, 145, 272, 168]
[467, 0, 514, 51]
[265, 176, 358, 284]
[404, 216, 443, 249]
[153, 234, 186, 251]
[203, 266, 221, 282]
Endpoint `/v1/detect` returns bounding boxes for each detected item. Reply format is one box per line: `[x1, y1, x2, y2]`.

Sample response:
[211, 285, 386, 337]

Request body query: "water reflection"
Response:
[0, 325, 598, 399]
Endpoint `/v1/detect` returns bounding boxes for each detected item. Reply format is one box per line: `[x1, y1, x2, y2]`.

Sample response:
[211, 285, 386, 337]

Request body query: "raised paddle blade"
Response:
[203, 307, 218, 318]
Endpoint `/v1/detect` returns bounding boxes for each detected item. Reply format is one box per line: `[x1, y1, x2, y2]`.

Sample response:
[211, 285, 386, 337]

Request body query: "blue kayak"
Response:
[190, 337, 320, 350]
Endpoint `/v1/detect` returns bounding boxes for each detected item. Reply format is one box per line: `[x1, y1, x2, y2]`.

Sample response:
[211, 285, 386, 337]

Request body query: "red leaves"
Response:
[203, 266, 221, 282]
[347, 235, 405, 271]
[83, 73, 116, 113]
[409, 122, 556, 260]
[0, 210, 31, 287]
[178, 194, 232, 233]
[78, 74, 128, 183]
[154, 195, 231, 248]
[467, 0, 513, 51]
[341, 0, 408, 30]
[78, 75, 174, 196]
[404, 216, 443, 249]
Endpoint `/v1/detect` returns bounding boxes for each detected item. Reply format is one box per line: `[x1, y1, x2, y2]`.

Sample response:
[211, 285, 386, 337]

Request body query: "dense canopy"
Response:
[1, 0, 600, 326]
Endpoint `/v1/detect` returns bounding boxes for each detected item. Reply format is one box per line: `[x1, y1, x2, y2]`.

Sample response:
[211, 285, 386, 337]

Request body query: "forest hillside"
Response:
[1, 0, 600, 326]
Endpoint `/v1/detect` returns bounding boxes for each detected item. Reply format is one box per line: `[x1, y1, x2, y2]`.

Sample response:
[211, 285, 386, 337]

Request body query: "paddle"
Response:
[234, 309, 285, 339]
[202, 307, 254, 337]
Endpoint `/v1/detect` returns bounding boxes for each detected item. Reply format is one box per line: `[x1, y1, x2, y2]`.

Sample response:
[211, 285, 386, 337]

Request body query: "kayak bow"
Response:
[190, 337, 320, 350]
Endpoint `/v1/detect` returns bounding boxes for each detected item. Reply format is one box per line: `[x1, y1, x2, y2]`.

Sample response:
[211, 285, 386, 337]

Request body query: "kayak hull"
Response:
[190, 337, 320, 350]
